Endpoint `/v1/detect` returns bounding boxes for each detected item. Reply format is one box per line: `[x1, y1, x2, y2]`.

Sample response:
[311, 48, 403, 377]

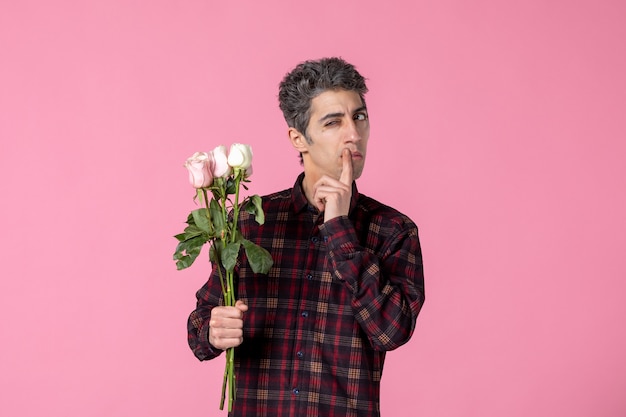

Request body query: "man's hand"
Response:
[208, 300, 248, 350]
[313, 148, 353, 222]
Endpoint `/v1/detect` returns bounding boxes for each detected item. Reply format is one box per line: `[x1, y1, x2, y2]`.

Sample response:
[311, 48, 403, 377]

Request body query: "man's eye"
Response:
[354, 113, 368, 121]
[325, 120, 338, 126]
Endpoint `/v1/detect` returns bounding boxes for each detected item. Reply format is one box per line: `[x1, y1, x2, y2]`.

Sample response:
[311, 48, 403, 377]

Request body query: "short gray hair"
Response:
[278, 57, 368, 142]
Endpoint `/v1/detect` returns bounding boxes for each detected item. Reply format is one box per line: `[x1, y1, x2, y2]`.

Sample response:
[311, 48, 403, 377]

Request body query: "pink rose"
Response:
[184, 151, 214, 188]
[211, 145, 232, 178]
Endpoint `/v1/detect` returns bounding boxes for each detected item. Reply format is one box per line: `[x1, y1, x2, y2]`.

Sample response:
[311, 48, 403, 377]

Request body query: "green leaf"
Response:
[176, 214, 207, 241]
[182, 224, 204, 239]
[173, 235, 207, 270]
[222, 241, 241, 272]
[191, 208, 212, 234]
[209, 199, 226, 237]
[242, 239, 273, 274]
[211, 177, 224, 201]
[225, 177, 237, 195]
[243, 195, 265, 225]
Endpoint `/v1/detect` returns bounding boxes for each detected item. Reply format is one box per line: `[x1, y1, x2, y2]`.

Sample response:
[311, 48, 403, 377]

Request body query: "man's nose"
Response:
[345, 119, 362, 142]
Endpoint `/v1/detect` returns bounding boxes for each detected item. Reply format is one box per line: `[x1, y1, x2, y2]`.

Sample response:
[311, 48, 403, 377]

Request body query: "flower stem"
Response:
[215, 260, 227, 303]
[220, 359, 227, 410]
[218, 169, 244, 412]
[231, 169, 242, 244]
[229, 347, 235, 412]
[201, 188, 215, 235]
[219, 347, 236, 411]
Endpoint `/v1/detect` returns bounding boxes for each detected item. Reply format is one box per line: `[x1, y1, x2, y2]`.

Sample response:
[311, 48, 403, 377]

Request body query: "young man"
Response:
[188, 57, 425, 417]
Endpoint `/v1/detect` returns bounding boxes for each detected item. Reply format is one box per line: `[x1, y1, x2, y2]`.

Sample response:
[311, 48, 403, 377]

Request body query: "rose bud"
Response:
[211, 145, 232, 178]
[227, 143, 253, 170]
[184, 151, 214, 188]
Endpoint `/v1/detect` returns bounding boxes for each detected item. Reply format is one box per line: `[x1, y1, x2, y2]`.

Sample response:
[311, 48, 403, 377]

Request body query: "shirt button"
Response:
[293, 388, 300, 395]
[306, 273, 313, 280]
[311, 236, 318, 243]
[297, 351, 304, 358]
[301, 311, 309, 318]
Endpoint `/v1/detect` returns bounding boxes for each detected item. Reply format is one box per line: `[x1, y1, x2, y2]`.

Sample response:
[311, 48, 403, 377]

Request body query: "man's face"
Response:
[300, 89, 370, 181]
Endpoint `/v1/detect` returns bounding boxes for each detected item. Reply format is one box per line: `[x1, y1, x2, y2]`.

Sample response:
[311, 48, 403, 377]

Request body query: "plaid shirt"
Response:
[188, 173, 425, 417]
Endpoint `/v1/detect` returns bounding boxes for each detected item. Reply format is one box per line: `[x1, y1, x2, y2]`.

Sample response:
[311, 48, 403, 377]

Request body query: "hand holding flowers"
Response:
[174, 143, 272, 413]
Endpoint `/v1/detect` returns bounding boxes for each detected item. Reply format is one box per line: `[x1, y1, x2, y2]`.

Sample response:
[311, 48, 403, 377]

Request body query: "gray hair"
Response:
[278, 57, 368, 143]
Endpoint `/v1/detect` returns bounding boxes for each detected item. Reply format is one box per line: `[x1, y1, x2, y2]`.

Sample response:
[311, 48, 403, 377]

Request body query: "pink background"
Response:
[1, 1, 625, 416]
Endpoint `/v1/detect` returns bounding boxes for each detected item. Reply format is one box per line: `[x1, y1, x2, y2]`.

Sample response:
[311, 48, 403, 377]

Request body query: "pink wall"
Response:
[1, 1, 625, 416]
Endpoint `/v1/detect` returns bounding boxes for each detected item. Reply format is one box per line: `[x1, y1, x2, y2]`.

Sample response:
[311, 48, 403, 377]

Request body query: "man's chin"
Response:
[348, 170, 363, 181]
[352, 162, 365, 180]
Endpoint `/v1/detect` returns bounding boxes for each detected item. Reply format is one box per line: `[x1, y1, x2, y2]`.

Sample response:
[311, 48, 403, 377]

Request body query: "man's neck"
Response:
[300, 173, 319, 208]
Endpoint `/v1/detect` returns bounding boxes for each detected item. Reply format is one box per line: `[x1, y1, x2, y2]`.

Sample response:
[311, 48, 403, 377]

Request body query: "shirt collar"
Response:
[291, 172, 360, 215]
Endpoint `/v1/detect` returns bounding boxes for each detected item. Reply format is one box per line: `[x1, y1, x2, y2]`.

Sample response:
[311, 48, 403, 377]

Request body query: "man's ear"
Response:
[288, 127, 308, 154]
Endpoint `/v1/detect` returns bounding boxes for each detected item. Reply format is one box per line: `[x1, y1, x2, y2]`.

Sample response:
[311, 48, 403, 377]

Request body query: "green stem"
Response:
[215, 260, 227, 303]
[229, 347, 235, 412]
[226, 270, 234, 306]
[221, 194, 228, 239]
[231, 169, 242, 244]
[220, 360, 227, 410]
[218, 170, 245, 412]
[219, 347, 235, 411]
[201, 188, 215, 235]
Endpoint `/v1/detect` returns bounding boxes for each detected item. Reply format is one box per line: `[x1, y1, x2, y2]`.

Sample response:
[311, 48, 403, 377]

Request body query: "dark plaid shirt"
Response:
[188, 173, 425, 417]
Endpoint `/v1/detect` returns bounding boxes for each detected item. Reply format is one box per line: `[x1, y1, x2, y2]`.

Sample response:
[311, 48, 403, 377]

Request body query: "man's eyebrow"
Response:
[318, 106, 368, 123]
[318, 112, 344, 123]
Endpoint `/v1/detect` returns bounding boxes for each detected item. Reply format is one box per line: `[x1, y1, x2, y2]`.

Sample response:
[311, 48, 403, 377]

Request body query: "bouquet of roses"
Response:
[174, 143, 272, 412]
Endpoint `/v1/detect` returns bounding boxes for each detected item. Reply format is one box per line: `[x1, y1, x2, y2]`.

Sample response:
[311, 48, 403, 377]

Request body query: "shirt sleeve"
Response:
[320, 215, 425, 351]
[187, 264, 226, 361]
